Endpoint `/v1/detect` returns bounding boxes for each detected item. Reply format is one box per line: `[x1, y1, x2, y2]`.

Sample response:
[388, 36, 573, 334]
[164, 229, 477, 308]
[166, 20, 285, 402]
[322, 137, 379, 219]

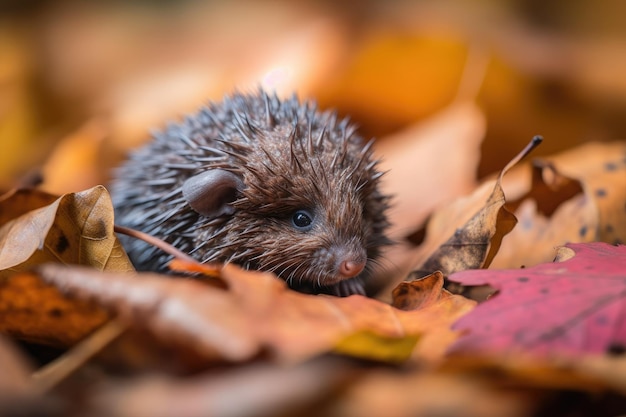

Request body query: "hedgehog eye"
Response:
[291, 210, 314, 231]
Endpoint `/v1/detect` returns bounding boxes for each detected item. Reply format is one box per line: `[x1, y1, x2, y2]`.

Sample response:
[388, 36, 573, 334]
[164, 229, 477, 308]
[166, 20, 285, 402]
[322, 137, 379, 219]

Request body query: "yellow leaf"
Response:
[334, 331, 419, 364]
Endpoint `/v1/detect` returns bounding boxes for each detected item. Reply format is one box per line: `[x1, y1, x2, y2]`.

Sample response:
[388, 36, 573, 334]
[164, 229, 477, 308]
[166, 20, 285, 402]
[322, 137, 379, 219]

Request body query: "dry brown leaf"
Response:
[37, 262, 475, 365]
[492, 141, 626, 269]
[405, 138, 541, 279]
[391, 271, 454, 311]
[0, 185, 133, 274]
[0, 186, 133, 346]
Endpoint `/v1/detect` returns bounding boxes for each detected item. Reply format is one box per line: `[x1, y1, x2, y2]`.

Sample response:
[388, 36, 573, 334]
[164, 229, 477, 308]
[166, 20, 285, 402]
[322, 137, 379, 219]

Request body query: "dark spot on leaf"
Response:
[607, 344, 626, 356]
[595, 189, 607, 197]
[55, 234, 70, 254]
[48, 308, 63, 318]
[579, 225, 587, 237]
[540, 287, 549, 295]
[92, 219, 108, 240]
[517, 277, 529, 283]
[604, 162, 618, 171]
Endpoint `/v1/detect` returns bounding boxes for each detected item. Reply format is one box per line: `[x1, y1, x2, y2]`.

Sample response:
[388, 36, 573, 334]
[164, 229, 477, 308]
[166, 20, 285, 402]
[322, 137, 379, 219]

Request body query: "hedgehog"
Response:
[110, 89, 391, 296]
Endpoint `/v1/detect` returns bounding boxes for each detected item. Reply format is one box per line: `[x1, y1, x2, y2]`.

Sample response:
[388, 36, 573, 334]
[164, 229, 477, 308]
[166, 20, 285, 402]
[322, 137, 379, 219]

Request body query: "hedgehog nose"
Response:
[339, 259, 366, 278]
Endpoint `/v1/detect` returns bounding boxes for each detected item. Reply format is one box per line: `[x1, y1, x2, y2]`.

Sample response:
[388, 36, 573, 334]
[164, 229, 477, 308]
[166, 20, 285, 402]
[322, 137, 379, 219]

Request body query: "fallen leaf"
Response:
[492, 141, 626, 269]
[449, 242, 626, 356]
[0, 186, 132, 346]
[391, 271, 453, 311]
[334, 331, 419, 364]
[36, 262, 475, 365]
[0, 272, 110, 347]
[0, 185, 133, 274]
[407, 137, 542, 279]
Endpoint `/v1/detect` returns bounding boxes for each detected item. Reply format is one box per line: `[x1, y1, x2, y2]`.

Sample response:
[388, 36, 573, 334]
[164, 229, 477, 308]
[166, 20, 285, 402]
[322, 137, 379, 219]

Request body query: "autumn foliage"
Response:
[1, 1, 626, 416]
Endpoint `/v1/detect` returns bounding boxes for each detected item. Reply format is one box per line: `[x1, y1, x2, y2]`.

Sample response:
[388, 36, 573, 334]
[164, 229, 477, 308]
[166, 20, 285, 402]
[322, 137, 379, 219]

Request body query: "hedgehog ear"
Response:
[182, 169, 244, 218]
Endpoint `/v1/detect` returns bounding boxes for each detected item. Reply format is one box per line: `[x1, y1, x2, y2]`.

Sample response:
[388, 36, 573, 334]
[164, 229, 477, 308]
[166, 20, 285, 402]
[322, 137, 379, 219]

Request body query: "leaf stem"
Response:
[113, 224, 196, 263]
[501, 135, 544, 177]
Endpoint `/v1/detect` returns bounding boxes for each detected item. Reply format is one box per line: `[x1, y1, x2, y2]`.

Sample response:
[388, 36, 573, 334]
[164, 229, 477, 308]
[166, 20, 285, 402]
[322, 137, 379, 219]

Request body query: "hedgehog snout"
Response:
[331, 244, 367, 280]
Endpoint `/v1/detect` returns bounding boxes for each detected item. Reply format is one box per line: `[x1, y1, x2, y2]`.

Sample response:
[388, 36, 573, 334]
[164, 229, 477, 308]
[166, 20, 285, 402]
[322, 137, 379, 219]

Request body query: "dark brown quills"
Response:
[111, 89, 391, 296]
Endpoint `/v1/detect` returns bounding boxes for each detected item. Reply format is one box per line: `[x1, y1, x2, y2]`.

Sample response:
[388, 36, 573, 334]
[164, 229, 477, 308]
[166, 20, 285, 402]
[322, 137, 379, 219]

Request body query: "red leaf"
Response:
[448, 242, 626, 356]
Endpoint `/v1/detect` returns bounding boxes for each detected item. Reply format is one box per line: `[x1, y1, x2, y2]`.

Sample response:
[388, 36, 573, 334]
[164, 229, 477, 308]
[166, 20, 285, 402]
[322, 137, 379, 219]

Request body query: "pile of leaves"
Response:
[1, 2, 626, 416]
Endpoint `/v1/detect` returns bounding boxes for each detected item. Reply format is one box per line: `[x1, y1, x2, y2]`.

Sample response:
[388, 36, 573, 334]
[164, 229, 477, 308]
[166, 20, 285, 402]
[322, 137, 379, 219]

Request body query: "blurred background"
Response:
[1, 0, 626, 192]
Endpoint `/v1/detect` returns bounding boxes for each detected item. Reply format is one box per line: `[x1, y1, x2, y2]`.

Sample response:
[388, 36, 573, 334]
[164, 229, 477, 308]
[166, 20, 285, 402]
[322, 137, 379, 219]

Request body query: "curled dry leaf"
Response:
[492, 141, 626, 269]
[391, 271, 453, 311]
[449, 242, 626, 356]
[0, 186, 133, 346]
[407, 137, 542, 279]
[37, 262, 475, 365]
[0, 185, 133, 274]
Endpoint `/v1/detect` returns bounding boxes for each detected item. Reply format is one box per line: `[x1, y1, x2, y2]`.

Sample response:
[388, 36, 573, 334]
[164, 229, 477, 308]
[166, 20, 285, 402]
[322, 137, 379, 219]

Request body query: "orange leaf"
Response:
[37, 263, 475, 364]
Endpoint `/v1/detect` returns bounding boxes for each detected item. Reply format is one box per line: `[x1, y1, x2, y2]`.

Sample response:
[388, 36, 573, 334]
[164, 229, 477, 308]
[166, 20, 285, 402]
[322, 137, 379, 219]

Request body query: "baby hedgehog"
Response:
[111, 89, 391, 296]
